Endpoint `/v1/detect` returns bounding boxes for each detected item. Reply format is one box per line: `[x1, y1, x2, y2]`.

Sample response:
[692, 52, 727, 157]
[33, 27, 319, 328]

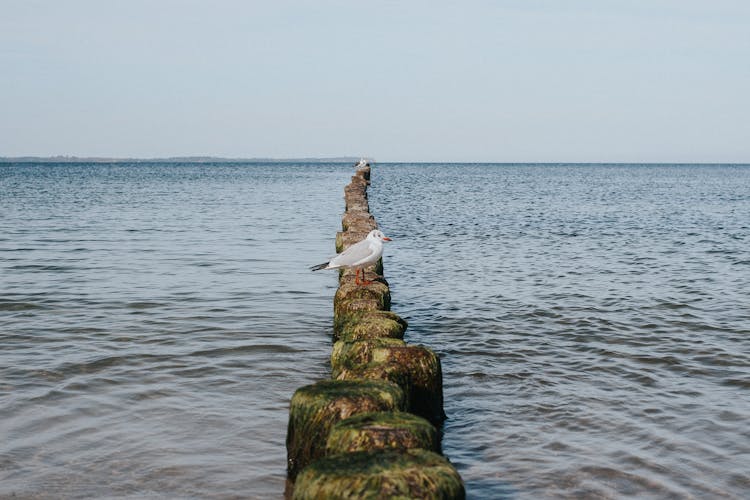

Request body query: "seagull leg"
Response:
[354, 268, 361, 285]
[360, 268, 374, 286]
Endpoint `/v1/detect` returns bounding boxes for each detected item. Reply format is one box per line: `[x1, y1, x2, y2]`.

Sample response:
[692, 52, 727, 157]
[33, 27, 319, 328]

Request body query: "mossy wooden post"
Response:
[326, 411, 440, 455]
[331, 338, 407, 378]
[333, 282, 391, 338]
[356, 164, 371, 181]
[334, 310, 407, 343]
[372, 345, 447, 426]
[286, 379, 406, 480]
[334, 280, 390, 309]
[293, 449, 465, 500]
[342, 211, 377, 232]
[336, 230, 368, 253]
[335, 361, 415, 407]
[286, 160, 463, 496]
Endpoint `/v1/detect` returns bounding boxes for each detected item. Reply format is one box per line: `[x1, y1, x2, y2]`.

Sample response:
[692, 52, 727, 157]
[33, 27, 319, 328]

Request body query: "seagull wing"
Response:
[328, 239, 375, 268]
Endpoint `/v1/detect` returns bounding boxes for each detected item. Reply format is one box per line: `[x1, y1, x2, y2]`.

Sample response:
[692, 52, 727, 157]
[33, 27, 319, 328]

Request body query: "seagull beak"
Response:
[383, 237, 392, 241]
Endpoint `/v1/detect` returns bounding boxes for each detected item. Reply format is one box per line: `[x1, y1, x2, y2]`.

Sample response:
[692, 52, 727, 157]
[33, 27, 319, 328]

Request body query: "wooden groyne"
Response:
[286, 163, 465, 499]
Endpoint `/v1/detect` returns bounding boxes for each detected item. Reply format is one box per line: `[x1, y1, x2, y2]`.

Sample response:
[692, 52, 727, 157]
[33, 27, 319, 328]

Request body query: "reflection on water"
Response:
[2, 163, 749, 499]
[371, 164, 750, 499]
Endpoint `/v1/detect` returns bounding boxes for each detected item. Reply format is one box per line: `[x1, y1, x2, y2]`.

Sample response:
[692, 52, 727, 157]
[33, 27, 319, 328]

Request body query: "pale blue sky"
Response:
[1, 0, 748, 162]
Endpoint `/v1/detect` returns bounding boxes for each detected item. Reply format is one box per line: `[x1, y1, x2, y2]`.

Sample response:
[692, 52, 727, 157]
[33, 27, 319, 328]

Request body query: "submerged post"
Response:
[286, 160, 465, 498]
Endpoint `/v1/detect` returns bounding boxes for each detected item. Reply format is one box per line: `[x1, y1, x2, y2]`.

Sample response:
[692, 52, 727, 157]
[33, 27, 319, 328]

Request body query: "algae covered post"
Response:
[286, 160, 465, 498]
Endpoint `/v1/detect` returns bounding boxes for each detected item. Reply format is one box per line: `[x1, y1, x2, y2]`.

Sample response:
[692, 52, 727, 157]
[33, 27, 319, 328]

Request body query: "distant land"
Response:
[0, 156, 361, 164]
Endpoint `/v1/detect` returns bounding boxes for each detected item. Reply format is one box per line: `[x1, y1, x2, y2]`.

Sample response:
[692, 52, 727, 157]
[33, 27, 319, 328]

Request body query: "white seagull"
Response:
[311, 229, 392, 285]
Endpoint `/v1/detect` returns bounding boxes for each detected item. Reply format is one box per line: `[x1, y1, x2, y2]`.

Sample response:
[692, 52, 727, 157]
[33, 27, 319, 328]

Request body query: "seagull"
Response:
[311, 229, 392, 285]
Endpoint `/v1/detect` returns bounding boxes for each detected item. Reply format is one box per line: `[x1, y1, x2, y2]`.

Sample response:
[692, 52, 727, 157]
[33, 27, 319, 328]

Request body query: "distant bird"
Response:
[311, 229, 392, 285]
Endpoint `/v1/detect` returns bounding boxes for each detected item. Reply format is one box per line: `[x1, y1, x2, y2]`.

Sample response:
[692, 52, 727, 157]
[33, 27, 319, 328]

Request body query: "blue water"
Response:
[1, 162, 749, 498]
[0, 162, 350, 498]
[372, 163, 750, 499]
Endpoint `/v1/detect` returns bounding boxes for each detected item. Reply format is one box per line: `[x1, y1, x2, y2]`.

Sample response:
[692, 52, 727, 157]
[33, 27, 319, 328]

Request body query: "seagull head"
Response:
[367, 229, 392, 242]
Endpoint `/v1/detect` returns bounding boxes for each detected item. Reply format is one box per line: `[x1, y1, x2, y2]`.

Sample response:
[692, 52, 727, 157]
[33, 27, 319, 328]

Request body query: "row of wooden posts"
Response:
[285, 163, 465, 498]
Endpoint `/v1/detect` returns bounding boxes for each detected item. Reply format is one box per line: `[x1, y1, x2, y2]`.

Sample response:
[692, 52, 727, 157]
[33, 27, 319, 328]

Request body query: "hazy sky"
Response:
[1, 0, 748, 162]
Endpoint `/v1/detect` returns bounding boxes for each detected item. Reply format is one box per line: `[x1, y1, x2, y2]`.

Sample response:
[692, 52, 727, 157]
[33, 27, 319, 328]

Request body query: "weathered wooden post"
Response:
[286, 161, 464, 498]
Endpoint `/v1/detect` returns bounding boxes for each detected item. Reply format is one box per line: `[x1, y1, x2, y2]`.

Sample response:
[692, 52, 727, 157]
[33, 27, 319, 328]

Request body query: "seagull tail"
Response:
[310, 262, 329, 272]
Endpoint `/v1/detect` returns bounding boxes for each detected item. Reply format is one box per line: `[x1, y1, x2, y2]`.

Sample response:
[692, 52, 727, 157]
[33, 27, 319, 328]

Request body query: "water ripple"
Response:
[0, 162, 349, 498]
[372, 163, 750, 499]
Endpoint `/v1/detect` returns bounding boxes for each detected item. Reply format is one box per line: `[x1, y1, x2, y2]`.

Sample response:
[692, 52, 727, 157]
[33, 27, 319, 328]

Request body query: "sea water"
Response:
[1, 163, 748, 498]
[371, 163, 750, 498]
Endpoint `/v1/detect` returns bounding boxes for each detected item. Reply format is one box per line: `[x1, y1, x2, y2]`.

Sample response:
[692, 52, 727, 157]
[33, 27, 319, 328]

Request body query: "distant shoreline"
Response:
[0, 156, 361, 164]
[1, 158, 748, 166]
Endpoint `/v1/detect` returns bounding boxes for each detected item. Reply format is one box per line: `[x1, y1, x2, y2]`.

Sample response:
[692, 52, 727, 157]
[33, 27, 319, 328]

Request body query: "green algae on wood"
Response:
[333, 283, 391, 337]
[333, 299, 383, 330]
[286, 159, 462, 492]
[331, 338, 407, 378]
[371, 345, 446, 426]
[293, 449, 465, 500]
[286, 379, 406, 480]
[334, 285, 392, 329]
[326, 411, 439, 455]
[335, 361, 414, 406]
[334, 279, 390, 306]
[334, 310, 407, 342]
[334, 232, 347, 253]
[337, 260, 384, 283]
[337, 264, 385, 287]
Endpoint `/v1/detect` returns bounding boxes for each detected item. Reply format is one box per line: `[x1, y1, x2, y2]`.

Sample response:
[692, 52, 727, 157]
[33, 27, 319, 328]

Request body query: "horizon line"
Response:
[0, 155, 748, 166]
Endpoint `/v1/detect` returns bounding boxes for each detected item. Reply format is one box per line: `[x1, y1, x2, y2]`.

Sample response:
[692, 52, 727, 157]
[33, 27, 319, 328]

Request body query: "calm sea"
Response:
[1, 162, 749, 499]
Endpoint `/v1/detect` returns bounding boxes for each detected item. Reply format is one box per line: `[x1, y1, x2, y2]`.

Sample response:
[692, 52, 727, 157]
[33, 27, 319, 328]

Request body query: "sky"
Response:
[1, 0, 749, 162]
